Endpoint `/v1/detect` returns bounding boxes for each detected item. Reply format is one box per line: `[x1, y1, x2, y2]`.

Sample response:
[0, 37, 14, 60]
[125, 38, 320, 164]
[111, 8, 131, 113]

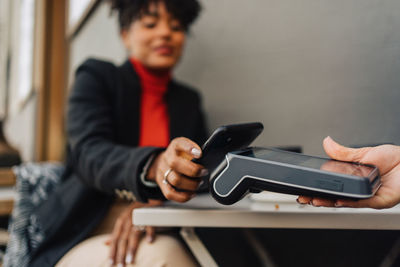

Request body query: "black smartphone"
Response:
[193, 122, 264, 174]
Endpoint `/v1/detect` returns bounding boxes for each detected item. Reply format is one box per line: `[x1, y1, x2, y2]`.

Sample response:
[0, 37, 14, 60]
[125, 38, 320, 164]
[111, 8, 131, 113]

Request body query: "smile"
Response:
[154, 46, 174, 55]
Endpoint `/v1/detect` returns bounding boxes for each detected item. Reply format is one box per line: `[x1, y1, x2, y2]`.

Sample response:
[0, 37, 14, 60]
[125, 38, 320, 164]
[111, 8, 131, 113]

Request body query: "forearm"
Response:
[71, 138, 164, 202]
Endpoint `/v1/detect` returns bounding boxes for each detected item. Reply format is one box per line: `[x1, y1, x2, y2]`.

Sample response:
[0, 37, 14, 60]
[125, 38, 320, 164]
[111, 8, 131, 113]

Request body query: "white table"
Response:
[133, 193, 400, 266]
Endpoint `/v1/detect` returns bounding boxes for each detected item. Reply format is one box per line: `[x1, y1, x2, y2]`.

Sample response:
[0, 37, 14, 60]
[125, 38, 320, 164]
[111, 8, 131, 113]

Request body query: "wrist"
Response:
[140, 154, 158, 188]
[147, 152, 163, 182]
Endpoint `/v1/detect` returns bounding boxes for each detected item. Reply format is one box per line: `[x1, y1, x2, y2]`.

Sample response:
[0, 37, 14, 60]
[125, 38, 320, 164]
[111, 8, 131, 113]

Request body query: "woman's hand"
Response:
[297, 136, 400, 209]
[146, 137, 208, 203]
[106, 200, 162, 266]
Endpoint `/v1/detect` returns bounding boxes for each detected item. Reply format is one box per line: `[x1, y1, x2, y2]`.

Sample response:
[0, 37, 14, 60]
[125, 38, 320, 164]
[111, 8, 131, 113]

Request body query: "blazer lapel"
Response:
[118, 60, 141, 146]
[166, 81, 183, 141]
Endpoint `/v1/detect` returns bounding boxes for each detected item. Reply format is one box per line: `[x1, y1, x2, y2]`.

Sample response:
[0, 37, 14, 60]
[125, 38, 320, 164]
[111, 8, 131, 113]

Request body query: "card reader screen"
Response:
[244, 148, 375, 178]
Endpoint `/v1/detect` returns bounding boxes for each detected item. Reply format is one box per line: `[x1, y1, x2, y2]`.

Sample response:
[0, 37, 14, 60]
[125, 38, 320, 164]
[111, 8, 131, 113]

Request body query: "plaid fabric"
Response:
[3, 162, 64, 267]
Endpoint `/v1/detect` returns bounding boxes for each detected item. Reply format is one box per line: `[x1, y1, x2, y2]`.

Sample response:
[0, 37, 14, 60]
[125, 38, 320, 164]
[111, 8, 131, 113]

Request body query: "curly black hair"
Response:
[109, 0, 202, 32]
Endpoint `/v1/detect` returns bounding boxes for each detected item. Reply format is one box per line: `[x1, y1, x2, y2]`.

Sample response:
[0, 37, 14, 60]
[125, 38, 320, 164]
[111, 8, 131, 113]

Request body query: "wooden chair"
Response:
[0, 168, 16, 216]
[0, 167, 15, 262]
[0, 120, 21, 263]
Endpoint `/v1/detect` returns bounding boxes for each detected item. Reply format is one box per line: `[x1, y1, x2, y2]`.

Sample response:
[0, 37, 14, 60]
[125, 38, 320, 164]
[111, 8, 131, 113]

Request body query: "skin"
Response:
[146, 137, 207, 202]
[109, 2, 206, 266]
[297, 136, 400, 209]
[121, 1, 186, 71]
[105, 200, 162, 266]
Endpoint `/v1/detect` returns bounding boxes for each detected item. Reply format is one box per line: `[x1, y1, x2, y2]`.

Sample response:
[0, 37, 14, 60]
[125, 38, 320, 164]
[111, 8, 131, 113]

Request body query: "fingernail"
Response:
[108, 259, 114, 267]
[125, 253, 133, 264]
[200, 169, 209, 177]
[296, 198, 304, 204]
[191, 148, 201, 157]
[117, 263, 123, 267]
[147, 235, 154, 243]
[198, 180, 204, 187]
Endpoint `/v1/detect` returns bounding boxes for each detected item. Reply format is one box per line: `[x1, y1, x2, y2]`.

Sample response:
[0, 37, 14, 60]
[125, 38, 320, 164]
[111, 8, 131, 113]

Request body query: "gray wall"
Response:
[4, 98, 37, 161]
[0, 0, 11, 119]
[2, 0, 36, 161]
[70, 0, 400, 156]
[68, 3, 126, 86]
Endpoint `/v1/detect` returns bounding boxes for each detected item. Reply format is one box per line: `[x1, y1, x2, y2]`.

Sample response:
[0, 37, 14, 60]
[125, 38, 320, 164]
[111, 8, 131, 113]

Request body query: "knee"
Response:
[133, 234, 197, 267]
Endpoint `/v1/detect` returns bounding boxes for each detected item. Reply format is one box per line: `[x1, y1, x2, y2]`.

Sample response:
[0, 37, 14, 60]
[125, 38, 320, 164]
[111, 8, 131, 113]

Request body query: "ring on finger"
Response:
[163, 168, 173, 185]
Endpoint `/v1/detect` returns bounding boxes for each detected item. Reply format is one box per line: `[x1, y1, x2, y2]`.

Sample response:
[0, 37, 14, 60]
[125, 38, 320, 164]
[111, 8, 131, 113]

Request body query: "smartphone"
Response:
[193, 122, 264, 174]
[210, 147, 381, 204]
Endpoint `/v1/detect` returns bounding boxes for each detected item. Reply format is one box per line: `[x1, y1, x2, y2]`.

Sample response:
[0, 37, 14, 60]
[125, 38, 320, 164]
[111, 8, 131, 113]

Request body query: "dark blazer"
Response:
[29, 58, 208, 266]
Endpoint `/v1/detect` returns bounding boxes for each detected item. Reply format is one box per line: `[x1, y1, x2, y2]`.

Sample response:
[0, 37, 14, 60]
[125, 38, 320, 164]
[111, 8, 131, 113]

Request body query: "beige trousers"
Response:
[56, 234, 198, 267]
[56, 201, 198, 267]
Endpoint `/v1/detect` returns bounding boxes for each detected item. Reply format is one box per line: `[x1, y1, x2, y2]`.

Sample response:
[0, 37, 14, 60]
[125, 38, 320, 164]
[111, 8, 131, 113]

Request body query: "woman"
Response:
[29, 0, 206, 266]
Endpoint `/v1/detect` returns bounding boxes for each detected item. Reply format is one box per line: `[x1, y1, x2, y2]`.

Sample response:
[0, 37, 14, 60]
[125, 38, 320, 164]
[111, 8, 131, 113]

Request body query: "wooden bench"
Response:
[0, 168, 16, 216]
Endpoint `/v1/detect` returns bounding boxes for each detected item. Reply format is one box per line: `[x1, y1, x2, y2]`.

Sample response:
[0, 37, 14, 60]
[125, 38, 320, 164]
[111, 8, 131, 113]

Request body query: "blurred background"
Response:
[1, 0, 400, 162]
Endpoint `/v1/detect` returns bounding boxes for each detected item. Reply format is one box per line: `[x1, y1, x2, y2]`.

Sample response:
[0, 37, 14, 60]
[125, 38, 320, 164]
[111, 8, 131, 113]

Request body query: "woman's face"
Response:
[121, 1, 186, 71]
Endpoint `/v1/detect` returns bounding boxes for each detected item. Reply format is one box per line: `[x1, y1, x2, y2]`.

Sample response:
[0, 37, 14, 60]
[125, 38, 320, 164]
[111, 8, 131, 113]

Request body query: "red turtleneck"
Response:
[131, 58, 171, 148]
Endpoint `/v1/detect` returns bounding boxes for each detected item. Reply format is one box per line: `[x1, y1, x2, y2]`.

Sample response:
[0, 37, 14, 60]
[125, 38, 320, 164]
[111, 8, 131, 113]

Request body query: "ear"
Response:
[120, 28, 130, 50]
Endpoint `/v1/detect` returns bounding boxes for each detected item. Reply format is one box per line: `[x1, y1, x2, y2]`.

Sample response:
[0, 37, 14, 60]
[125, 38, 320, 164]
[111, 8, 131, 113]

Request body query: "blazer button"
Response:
[127, 191, 136, 201]
[120, 189, 127, 200]
[114, 189, 123, 198]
